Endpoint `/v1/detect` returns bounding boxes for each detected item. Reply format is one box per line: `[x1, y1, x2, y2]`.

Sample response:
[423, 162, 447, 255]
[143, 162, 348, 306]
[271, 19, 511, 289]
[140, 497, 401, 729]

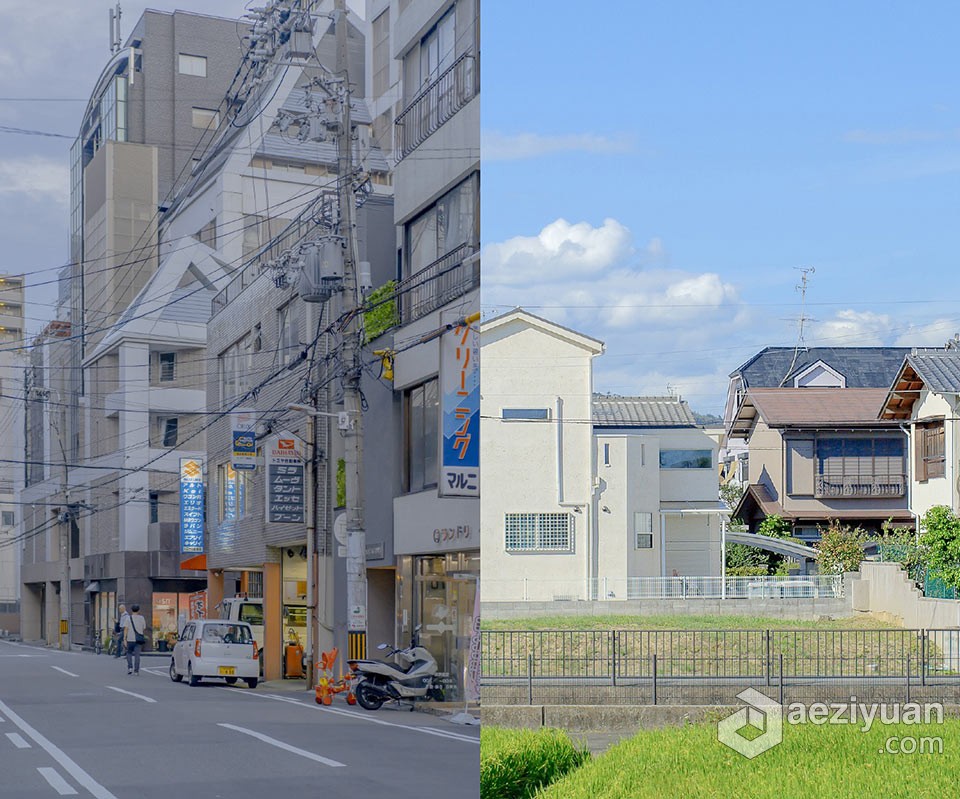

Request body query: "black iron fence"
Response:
[398, 243, 478, 324]
[481, 628, 960, 706]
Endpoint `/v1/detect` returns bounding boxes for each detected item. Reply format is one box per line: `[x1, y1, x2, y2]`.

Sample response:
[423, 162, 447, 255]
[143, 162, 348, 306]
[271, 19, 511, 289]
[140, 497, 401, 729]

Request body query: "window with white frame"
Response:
[504, 513, 573, 552]
[192, 107, 219, 130]
[634, 512, 654, 549]
[419, 5, 456, 88]
[404, 379, 438, 492]
[178, 53, 207, 77]
[659, 449, 712, 469]
[278, 301, 301, 367]
[404, 173, 478, 276]
[159, 417, 179, 447]
[220, 334, 253, 403]
[158, 352, 176, 382]
[1, 511, 14, 527]
[501, 408, 549, 420]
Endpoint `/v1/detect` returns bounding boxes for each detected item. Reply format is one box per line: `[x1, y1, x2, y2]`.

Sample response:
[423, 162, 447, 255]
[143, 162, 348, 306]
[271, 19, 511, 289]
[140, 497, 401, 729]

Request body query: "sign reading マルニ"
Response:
[266, 432, 305, 524]
[439, 306, 479, 497]
[179, 457, 204, 553]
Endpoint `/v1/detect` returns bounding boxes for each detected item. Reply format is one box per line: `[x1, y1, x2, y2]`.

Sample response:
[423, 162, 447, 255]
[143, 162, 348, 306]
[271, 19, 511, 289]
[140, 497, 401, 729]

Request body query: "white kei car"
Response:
[169, 619, 260, 688]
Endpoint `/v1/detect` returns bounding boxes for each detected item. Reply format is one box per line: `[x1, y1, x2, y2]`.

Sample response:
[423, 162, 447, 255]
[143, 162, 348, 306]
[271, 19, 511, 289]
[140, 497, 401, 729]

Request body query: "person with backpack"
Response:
[114, 604, 128, 658]
[122, 604, 147, 675]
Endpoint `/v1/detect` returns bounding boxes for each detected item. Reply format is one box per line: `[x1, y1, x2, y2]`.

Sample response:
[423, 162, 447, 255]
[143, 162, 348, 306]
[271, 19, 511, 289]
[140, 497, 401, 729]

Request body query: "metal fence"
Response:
[397, 243, 478, 324]
[481, 628, 960, 706]
[484, 574, 844, 603]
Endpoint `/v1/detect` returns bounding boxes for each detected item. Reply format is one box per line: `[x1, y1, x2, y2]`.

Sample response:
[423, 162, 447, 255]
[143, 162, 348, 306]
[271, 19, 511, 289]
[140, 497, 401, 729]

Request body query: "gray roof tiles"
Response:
[731, 347, 911, 389]
[593, 396, 697, 427]
[904, 350, 960, 393]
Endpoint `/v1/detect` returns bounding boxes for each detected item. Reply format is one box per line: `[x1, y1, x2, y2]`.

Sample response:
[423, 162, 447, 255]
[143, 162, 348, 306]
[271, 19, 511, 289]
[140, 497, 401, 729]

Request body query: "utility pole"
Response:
[335, 0, 367, 659]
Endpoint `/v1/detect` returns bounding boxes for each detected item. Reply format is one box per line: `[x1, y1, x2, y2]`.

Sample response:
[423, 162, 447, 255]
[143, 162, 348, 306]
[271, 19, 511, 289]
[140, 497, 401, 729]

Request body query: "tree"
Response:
[815, 520, 867, 575]
[919, 505, 960, 592]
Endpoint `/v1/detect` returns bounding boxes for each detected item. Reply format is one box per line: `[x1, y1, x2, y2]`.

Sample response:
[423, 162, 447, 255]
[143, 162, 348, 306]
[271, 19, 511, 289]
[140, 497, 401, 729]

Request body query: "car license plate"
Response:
[218, 666, 236, 675]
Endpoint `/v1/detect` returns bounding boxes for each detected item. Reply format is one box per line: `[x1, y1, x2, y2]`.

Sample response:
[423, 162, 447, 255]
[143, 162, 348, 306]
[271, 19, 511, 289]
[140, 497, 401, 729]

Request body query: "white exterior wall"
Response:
[480, 319, 601, 602]
[910, 391, 958, 518]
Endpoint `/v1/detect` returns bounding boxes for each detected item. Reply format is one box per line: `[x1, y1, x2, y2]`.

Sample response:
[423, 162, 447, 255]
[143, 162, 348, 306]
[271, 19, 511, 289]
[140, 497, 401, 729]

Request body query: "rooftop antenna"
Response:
[779, 267, 816, 387]
[109, 3, 122, 55]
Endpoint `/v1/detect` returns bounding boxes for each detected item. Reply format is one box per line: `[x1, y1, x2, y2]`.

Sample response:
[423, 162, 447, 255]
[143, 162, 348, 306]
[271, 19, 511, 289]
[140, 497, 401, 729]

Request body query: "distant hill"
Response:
[692, 411, 723, 426]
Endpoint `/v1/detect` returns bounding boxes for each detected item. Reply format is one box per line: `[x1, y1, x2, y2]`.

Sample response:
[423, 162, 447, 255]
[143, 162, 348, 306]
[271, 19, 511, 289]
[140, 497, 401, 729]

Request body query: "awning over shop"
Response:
[180, 553, 207, 571]
[84, 581, 100, 593]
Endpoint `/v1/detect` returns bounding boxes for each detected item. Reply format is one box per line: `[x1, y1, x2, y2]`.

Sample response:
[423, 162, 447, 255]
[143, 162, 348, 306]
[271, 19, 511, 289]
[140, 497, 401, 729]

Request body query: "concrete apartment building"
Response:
[0, 275, 25, 633]
[19, 10, 248, 647]
[364, 0, 480, 700]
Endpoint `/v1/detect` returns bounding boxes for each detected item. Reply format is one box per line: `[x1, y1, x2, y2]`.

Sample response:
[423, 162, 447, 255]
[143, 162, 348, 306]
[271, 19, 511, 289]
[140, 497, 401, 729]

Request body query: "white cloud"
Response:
[0, 156, 69, 204]
[482, 130, 634, 161]
[895, 318, 960, 348]
[811, 310, 892, 346]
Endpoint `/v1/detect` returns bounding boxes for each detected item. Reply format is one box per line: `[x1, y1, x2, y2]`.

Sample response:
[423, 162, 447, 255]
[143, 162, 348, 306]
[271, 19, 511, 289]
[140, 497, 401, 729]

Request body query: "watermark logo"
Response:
[718, 692, 945, 759]
[717, 688, 783, 759]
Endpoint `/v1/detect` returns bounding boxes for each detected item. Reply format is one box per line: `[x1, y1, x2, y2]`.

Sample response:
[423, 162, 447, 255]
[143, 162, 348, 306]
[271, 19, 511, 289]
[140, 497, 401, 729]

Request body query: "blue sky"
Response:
[481, 1, 960, 414]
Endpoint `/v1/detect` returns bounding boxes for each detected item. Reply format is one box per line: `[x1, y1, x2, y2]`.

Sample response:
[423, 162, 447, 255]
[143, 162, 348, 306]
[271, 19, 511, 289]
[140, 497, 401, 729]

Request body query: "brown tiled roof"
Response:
[738, 388, 895, 429]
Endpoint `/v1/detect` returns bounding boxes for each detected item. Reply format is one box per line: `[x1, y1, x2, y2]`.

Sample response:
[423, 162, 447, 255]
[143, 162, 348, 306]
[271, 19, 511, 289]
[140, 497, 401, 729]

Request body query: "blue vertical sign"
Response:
[439, 307, 480, 496]
[180, 457, 204, 553]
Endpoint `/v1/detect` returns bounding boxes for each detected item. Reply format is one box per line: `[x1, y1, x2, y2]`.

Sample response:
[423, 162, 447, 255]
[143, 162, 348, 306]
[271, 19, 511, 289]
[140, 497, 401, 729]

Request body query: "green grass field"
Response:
[481, 614, 892, 631]
[532, 719, 960, 798]
[480, 727, 589, 799]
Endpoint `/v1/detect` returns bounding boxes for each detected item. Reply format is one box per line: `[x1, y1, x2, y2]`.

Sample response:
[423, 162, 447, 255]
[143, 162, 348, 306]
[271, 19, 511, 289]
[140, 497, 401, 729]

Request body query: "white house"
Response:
[481, 310, 724, 603]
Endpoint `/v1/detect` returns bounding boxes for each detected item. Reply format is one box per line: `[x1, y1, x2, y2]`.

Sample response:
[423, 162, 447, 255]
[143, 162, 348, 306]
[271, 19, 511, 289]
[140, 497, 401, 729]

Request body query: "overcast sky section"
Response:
[481, 2, 960, 415]
[0, 0, 362, 337]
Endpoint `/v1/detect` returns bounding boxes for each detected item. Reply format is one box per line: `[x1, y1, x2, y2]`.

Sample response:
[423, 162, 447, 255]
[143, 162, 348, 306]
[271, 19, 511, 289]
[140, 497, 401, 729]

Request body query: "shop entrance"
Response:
[412, 552, 478, 702]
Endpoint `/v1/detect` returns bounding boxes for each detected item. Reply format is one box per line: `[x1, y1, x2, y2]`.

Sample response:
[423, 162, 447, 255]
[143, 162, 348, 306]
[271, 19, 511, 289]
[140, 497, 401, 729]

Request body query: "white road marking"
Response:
[0, 699, 118, 799]
[105, 686, 157, 703]
[37, 767, 78, 796]
[51, 666, 79, 678]
[141, 668, 167, 677]
[6, 731, 30, 748]
[217, 723, 346, 767]
[239, 691, 479, 744]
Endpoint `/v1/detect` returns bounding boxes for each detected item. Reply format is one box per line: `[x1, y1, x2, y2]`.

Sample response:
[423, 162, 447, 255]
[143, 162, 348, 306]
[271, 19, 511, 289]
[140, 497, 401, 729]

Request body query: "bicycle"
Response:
[94, 629, 103, 655]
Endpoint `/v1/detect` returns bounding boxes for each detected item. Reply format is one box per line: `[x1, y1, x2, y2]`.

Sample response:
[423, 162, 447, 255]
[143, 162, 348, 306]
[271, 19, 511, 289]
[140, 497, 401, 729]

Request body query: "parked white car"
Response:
[169, 619, 259, 688]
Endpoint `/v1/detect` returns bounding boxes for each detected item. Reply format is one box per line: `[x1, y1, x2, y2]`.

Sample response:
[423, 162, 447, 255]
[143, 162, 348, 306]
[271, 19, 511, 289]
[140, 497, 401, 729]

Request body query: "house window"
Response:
[192, 107, 219, 130]
[1, 511, 13, 527]
[817, 437, 905, 497]
[278, 301, 301, 367]
[419, 5, 456, 89]
[220, 335, 253, 403]
[504, 513, 572, 552]
[158, 352, 176, 382]
[404, 173, 478, 276]
[501, 408, 549, 420]
[372, 11, 391, 98]
[159, 417, 179, 447]
[404, 379, 438, 492]
[659, 450, 712, 469]
[917, 421, 946, 481]
[603, 443, 611, 466]
[178, 53, 207, 77]
[635, 512, 654, 549]
[149, 492, 159, 524]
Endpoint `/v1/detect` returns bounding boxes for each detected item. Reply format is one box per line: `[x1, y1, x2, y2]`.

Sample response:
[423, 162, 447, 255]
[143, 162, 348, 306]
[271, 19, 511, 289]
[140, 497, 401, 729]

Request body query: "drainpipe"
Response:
[898, 422, 920, 543]
[720, 515, 727, 599]
[555, 396, 591, 595]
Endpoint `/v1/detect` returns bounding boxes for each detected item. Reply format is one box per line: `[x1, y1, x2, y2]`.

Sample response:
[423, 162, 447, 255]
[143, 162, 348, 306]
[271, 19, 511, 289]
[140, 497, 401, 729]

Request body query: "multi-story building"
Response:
[19, 10, 249, 647]
[365, 0, 480, 700]
[0, 274, 25, 633]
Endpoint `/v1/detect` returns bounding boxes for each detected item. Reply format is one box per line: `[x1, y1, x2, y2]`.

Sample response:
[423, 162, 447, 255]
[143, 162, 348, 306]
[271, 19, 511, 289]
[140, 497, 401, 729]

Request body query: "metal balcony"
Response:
[815, 473, 906, 498]
[395, 52, 477, 161]
[398, 243, 478, 324]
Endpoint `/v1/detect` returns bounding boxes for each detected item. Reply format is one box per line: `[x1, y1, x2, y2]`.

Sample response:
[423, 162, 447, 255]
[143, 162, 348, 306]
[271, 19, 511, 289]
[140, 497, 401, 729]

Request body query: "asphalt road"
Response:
[0, 639, 479, 798]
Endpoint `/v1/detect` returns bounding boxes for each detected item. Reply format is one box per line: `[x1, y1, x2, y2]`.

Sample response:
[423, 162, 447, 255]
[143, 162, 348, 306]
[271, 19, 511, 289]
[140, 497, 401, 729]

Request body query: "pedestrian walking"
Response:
[114, 604, 128, 658]
[122, 604, 147, 675]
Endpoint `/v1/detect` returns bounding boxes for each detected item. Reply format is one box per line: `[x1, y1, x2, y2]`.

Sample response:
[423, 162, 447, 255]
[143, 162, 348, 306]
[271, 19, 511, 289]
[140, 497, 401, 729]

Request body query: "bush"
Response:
[920, 505, 960, 593]
[815, 520, 867, 574]
[480, 727, 590, 799]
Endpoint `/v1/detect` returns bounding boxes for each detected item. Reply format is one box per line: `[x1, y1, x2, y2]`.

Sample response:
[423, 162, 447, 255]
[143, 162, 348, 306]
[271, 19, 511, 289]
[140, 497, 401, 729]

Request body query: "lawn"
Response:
[533, 719, 960, 799]
[481, 613, 892, 631]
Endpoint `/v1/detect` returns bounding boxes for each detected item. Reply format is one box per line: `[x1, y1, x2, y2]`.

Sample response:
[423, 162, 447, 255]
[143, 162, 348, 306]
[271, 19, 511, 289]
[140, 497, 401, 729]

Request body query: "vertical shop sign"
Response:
[179, 457, 204, 553]
[266, 432, 305, 523]
[466, 581, 481, 703]
[439, 308, 479, 496]
[231, 408, 257, 471]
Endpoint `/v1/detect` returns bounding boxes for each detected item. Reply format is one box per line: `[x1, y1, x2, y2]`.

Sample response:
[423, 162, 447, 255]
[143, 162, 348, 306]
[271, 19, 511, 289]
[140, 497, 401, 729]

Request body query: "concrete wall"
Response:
[853, 561, 960, 628]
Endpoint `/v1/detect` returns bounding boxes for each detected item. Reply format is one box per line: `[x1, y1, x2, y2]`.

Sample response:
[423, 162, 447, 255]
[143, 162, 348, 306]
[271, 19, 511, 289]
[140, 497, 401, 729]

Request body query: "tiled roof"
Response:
[904, 350, 960, 393]
[593, 396, 697, 427]
[730, 347, 911, 388]
[740, 387, 894, 427]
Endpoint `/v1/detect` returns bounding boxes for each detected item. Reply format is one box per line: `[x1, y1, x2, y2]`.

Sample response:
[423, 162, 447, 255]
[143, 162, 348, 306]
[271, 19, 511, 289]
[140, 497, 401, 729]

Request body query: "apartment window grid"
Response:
[404, 379, 438, 493]
[504, 513, 573, 552]
[278, 301, 301, 367]
[159, 417, 179, 448]
[372, 11, 390, 98]
[158, 352, 176, 382]
[635, 511, 654, 549]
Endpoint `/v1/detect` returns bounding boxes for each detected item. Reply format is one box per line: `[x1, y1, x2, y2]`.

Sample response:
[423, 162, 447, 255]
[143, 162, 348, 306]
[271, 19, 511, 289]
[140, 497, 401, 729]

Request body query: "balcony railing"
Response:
[815, 473, 906, 498]
[395, 52, 477, 161]
[398, 243, 478, 324]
